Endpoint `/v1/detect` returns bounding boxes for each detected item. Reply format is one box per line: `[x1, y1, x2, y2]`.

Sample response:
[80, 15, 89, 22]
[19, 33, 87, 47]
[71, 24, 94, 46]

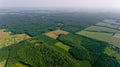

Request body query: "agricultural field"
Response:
[113, 33, 120, 39]
[103, 20, 119, 24]
[0, 29, 31, 48]
[45, 29, 69, 39]
[77, 30, 113, 42]
[0, 10, 120, 67]
[55, 42, 70, 51]
[77, 31, 120, 48]
[96, 22, 120, 29]
[104, 47, 120, 63]
[0, 60, 6, 67]
[77, 20, 120, 48]
[0, 29, 11, 40]
[84, 26, 120, 33]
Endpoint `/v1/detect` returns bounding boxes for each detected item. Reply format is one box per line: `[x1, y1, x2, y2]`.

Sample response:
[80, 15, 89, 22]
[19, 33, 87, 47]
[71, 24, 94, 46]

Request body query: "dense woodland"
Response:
[0, 10, 120, 67]
[1, 10, 120, 36]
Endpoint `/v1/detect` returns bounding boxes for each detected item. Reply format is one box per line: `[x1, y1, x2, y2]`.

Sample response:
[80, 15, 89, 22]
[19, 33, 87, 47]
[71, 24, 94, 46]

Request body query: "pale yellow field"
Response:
[0, 33, 31, 48]
[0, 60, 6, 67]
[10, 62, 27, 67]
[55, 42, 70, 51]
[0, 29, 31, 48]
[45, 33, 57, 39]
[0, 29, 11, 40]
[45, 29, 69, 39]
[113, 33, 120, 39]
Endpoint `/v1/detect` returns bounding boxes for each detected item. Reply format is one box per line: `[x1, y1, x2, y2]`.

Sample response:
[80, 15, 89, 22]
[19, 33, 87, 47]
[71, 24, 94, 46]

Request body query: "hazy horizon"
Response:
[0, 0, 120, 11]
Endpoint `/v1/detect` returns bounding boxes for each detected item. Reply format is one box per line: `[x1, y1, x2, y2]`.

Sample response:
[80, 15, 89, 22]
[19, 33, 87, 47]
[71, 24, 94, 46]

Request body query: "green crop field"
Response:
[77, 20, 120, 48]
[77, 30, 120, 48]
[55, 42, 70, 51]
[79, 61, 92, 67]
[77, 30, 113, 41]
[104, 47, 120, 63]
[96, 22, 119, 29]
[85, 26, 120, 33]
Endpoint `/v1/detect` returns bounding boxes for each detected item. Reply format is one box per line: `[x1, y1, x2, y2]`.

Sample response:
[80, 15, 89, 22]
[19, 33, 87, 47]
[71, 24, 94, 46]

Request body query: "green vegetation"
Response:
[0, 10, 120, 67]
[77, 22, 120, 48]
[104, 47, 120, 63]
[55, 42, 70, 51]
[0, 33, 31, 48]
[79, 61, 92, 67]
[69, 47, 89, 60]
[34, 35, 58, 45]
[10, 62, 27, 67]
[77, 30, 112, 41]
[57, 34, 120, 67]
[0, 38, 81, 67]
[0, 60, 6, 67]
[96, 22, 119, 29]
[62, 26, 80, 33]
[85, 26, 120, 33]
[95, 54, 120, 67]
[75, 20, 120, 66]
[57, 34, 83, 47]
[0, 11, 103, 36]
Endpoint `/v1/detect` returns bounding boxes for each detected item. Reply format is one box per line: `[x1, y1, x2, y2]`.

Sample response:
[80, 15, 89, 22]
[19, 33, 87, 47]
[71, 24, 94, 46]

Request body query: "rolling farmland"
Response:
[96, 22, 120, 29]
[77, 19, 120, 66]
[77, 20, 120, 48]
[0, 10, 120, 67]
[0, 29, 31, 48]
[104, 47, 120, 63]
[84, 26, 120, 33]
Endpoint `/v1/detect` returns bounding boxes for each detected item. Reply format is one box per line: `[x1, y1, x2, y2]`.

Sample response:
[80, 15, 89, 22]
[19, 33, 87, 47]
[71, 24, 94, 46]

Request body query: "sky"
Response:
[0, 0, 120, 10]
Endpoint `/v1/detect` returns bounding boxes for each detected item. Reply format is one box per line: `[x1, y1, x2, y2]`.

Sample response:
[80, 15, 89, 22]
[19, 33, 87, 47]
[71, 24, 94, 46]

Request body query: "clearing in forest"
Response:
[55, 42, 70, 51]
[0, 29, 31, 48]
[45, 29, 69, 39]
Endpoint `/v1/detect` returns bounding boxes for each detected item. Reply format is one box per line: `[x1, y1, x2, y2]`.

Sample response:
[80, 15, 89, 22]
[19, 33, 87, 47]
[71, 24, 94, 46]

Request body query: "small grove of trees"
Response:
[69, 47, 89, 60]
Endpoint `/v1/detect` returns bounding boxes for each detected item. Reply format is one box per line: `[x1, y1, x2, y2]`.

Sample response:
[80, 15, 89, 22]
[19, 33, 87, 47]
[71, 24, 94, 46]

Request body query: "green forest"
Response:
[0, 10, 120, 67]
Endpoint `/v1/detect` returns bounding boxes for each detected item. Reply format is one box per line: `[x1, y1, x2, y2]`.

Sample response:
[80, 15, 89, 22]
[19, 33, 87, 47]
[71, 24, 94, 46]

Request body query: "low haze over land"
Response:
[0, 0, 120, 11]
